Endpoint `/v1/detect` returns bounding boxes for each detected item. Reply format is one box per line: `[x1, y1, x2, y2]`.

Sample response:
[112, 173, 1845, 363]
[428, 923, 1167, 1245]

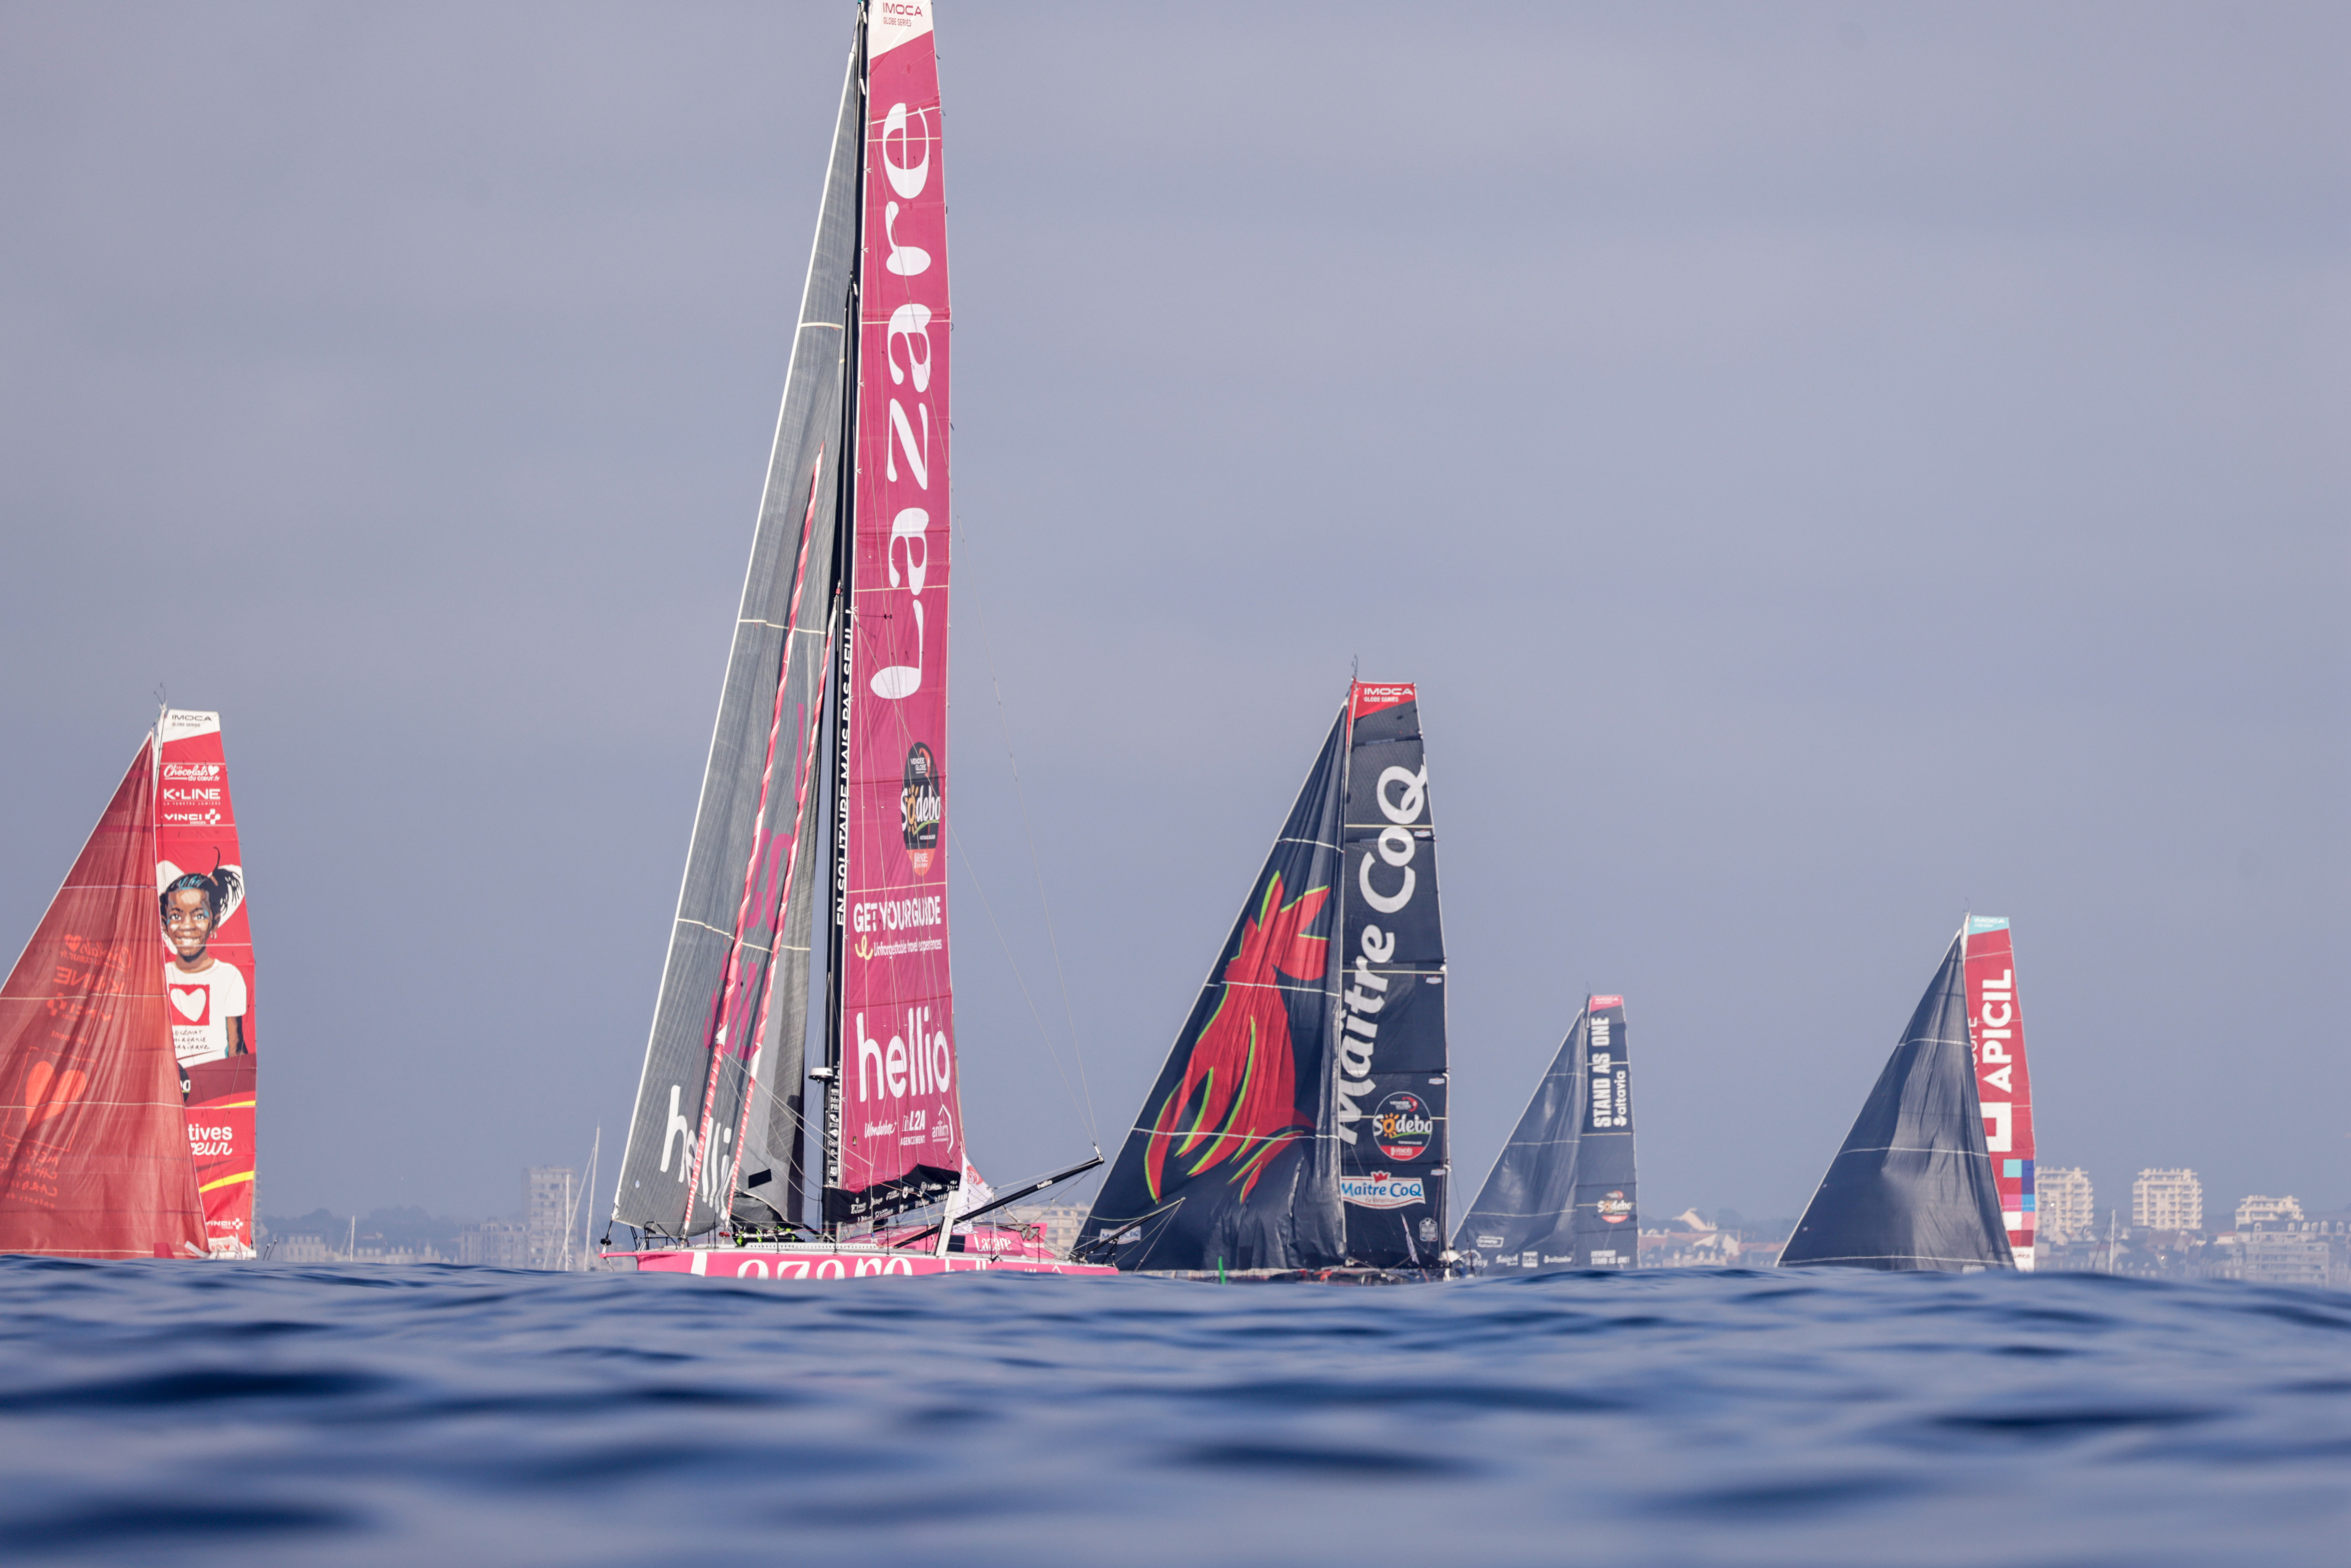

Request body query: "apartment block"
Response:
[2133, 1167, 2202, 1232]
[2037, 1167, 2095, 1243]
[2235, 1194, 2304, 1229]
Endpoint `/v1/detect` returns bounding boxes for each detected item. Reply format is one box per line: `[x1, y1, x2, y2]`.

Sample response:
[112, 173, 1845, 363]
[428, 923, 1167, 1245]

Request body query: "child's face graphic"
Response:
[164, 888, 215, 961]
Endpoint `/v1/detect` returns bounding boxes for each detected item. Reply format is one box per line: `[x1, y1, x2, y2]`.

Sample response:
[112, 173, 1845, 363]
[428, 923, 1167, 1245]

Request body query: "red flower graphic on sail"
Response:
[1146, 874, 1329, 1202]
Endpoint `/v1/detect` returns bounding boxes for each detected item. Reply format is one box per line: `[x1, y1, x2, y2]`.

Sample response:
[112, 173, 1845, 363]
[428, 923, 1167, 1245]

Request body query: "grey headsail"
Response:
[1779, 932, 2014, 1271]
[612, 25, 863, 1238]
[1074, 709, 1349, 1273]
[1452, 996, 1638, 1274]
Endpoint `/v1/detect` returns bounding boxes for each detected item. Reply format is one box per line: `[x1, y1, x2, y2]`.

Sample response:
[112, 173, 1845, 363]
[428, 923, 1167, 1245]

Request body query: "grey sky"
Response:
[2, 2, 2343, 1227]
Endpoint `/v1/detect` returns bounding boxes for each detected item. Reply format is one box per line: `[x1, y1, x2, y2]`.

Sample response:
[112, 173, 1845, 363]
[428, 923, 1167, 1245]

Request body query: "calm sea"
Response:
[0, 1258, 2343, 1565]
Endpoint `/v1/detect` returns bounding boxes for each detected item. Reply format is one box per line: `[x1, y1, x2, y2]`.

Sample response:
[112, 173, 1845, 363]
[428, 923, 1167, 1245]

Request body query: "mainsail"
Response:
[614, 1, 963, 1240]
[1963, 917, 2036, 1268]
[156, 710, 260, 1257]
[1452, 995, 1638, 1274]
[1780, 931, 2013, 1271]
[829, 0, 962, 1222]
[0, 738, 207, 1258]
[1334, 683, 1449, 1268]
[1079, 681, 1450, 1274]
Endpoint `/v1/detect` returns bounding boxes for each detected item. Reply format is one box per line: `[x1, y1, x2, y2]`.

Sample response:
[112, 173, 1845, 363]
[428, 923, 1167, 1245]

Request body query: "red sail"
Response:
[1963, 917, 2036, 1268]
[832, 0, 960, 1217]
[0, 739, 206, 1258]
[155, 711, 259, 1257]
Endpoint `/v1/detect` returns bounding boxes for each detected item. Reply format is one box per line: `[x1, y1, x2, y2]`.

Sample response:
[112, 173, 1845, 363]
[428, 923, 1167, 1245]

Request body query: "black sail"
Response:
[1076, 712, 1348, 1272]
[612, 27, 863, 1237]
[1333, 687, 1449, 1268]
[1452, 996, 1638, 1274]
[1780, 933, 2014, 1271]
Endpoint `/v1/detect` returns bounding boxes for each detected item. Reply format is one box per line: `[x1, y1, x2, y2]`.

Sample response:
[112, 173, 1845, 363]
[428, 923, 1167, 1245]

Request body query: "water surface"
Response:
[1, 1259, 2344, 1564]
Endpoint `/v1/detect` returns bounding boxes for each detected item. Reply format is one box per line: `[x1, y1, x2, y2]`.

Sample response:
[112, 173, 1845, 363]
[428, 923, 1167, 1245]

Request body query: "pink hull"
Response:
[614, 1247, 1117, 1280]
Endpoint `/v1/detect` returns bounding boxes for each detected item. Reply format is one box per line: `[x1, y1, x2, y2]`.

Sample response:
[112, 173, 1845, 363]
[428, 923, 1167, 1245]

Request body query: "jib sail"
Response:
[1334, 683, 1449, 1269]
[156, 710, 260, 1258]
[1076, 709, 1349, 1272]
[613, 19, 864, 1238]
[824, 0, 962, 1225]
[1963, 917, 2036, 1269]
[0, 738, 206, 1258]
[1780, 931, 2013, 1271]
[1452, 995, 1638, 1274]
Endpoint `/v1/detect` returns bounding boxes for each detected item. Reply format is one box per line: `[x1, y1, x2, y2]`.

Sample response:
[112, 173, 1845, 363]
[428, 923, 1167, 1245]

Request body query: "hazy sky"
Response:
[2, 3, 2343, 1228]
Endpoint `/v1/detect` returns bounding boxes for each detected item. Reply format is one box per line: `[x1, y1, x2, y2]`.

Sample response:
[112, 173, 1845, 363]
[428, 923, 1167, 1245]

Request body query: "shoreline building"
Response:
[2236, 1195, 2303, 1228]
[525, 1167, 580, 1271]
[2039, 1167, 2094, 1243]
[2133, 1168, 2202, 1232]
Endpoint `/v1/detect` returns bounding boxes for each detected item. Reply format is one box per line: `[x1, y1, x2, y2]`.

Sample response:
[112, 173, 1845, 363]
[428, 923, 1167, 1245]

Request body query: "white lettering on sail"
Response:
[881, 102, 931, 198]
[1358, 853, 1414, 914]
[660, 1084, 691, 1176]
[857, 1013, 884, 1101]
[887, 303, 933, 390]
[1376, 765, 1428, 824]
[886, 401, 931, 488]
[884, 201, 930, 276]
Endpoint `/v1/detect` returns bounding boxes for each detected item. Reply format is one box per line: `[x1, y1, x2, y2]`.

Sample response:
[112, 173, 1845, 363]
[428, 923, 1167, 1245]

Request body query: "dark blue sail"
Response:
[1451, 997, 1637, 1274]
[1074, 712, 1347, 1272]
[1780, 933, 2014, 1271]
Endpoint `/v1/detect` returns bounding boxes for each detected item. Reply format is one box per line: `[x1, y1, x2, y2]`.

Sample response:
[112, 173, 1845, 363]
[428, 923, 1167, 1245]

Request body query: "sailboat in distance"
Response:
[1451, 996, 1637, 1275]
[0, 709, 260, 1260]
[1779, 923, 2018, 1271]
[605, 0, 1109, 1279]
[1077, 681, 1452, 1279]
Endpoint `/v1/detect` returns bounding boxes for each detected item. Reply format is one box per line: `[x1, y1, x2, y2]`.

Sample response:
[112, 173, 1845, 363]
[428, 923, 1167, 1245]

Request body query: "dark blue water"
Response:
[1, 1261, 2345, 1565]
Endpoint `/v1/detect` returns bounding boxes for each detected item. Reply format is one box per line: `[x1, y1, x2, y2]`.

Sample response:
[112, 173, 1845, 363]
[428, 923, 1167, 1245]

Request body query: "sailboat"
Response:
[1075, 681, 1452, 1279]
[1779, 921, 2024, 1271]
[605, 1, 1109, 1280]
[1451, 995, 1637, 1275]
[0, 709, 260, 1259]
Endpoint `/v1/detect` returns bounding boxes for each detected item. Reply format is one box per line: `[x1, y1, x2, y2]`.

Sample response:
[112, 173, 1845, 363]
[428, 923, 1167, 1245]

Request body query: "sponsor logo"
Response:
[1334, 760, 1430, 1145]
[1372, 1091, 1433, 1162]
[161, 809, 223, 827]
[1971, 963, 2019, 1152]
[1417, 1217, 1439, 1243]
[901, 743, 942, 875]
[162, 762, 221, 782]
[1586, 1012, 1629, 1129]
[1589, 994, 1623, 1010]
[1338, 1170, 1424, 1210]
[853, 1007, 953, 1101]
[1520, 1251, 1540, 1268]
[1597, 1190, 1633, 1225]
[1477, 1234, 1505, 1248]
[851, 893, 944, 935]
[161, 787, 221, 803]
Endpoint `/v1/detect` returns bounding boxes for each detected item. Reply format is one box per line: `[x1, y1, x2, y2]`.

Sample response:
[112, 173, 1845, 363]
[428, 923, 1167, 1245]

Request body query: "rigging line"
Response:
[948, 820, 1090, 1135]
[964, 595, 1099, 1147]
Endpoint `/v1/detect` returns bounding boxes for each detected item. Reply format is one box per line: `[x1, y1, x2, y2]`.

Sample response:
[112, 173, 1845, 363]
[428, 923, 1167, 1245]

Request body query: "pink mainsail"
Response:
[155, 710, 260, 1258]
[1963, 917, 2036, 1268]
[830, 0, 963, 1219]
[0, 739, 207, 1258]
